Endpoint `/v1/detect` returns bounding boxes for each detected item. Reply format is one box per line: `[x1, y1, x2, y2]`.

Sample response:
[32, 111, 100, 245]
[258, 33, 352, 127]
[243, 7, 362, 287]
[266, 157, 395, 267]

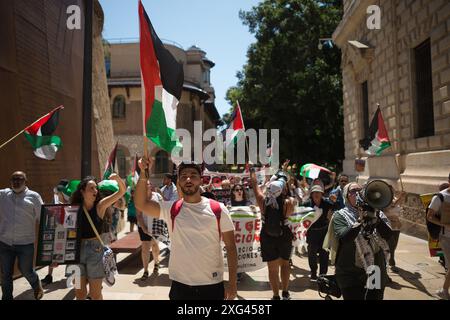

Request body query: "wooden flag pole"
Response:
[0, 129, 25, 151]
[143, 135, 150, 179]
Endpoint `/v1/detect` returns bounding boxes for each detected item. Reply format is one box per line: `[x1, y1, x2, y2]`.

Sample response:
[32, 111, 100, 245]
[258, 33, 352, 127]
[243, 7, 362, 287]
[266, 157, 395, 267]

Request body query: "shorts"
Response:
[260, 228, 293, 262]
[78, 239, 105, 279]
[128, 215, 137, 224]
[439, 233, 450, 268]
[169, 281, 225, 300]
[138, 226, 154, 242]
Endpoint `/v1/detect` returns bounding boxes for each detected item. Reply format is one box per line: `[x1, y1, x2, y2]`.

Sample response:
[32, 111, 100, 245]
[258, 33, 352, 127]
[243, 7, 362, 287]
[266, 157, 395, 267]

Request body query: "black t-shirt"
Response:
[302, 198, 335, 230]
[231, 199, 251, 206]
[80, 206, 104, 239]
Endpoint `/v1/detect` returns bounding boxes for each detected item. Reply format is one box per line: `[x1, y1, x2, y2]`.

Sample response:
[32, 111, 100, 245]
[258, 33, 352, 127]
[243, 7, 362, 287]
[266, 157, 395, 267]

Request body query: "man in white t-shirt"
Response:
[428, 173, 450, 300]
[135, 158, 237, 300]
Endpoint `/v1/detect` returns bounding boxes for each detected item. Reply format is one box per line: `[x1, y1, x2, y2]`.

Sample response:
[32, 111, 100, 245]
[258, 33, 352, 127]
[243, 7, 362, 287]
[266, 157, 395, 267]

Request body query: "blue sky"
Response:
[99, 0, 261, 117]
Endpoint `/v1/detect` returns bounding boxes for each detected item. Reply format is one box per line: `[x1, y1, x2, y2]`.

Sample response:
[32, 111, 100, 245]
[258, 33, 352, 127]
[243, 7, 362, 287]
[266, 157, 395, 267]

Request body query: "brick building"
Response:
[0, 0, 114, 202]
[333, 0, 450, 238]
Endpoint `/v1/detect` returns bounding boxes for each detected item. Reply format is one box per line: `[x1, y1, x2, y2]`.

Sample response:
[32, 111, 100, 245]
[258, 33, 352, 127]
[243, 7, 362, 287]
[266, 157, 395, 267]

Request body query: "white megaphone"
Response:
[363, 180, 393, 209]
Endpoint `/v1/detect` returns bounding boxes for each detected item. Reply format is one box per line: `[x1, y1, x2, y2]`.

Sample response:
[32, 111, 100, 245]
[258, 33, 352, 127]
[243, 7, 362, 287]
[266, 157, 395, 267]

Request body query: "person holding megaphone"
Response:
[325, 181, 393, 300]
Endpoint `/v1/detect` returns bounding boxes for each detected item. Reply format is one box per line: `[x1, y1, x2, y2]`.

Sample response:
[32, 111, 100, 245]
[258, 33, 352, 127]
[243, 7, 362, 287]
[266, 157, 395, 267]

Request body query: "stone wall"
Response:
[92, 0, 115, 178]
[334, 0, 450, 239]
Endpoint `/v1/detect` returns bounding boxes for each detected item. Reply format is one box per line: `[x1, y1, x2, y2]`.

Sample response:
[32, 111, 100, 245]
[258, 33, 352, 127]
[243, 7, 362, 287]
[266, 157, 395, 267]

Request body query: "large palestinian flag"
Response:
[139, 1, 184, 153]
[24, 106, 63, 160]
[359, 106, 391, 156]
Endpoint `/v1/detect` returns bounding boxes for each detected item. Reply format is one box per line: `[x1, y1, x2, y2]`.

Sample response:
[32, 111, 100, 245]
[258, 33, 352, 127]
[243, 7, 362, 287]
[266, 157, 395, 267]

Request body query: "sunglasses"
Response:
[11, 177, 25, 182]
[348, 189, 361, 195]
[234, 188, 243, 192]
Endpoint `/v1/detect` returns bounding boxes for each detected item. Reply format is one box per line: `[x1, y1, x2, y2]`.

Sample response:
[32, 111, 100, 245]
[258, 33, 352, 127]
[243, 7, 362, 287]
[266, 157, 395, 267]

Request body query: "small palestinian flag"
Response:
[103, 142, 118, 180]
[139, 0, 184, 153]
[24, 106, 63, 160]
[359, 106, 391, 156]
[226, 101, 245, 146]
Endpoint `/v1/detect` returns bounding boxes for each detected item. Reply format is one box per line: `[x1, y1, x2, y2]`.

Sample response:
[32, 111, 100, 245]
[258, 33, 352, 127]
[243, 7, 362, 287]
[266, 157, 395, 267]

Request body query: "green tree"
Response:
[226, 0, 344, 169]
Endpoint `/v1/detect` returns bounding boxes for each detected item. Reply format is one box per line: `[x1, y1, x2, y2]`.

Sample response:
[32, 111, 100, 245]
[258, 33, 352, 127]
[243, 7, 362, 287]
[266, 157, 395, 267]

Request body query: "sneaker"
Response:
[271, 295, 281, 300]
[41, 275, 53, 286]
[140, 271, 149, 281]
[237, 273, 243, 283]
[435, 289, 450, 300]
[153, 263, 160, 274]
[33, 281, 44, 300]
[282, 291, 291, 300]
[310, 274, 318, 282]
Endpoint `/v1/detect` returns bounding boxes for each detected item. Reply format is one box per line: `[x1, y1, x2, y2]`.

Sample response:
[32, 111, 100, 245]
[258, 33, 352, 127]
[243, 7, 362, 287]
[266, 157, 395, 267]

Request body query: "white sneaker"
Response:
[435, 289, 450, 300]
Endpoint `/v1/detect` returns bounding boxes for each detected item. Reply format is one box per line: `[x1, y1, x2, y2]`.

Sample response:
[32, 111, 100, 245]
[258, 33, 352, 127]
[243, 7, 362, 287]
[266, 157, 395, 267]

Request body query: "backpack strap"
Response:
[209, 199, 222, 239]
[170, 199, 184, 232]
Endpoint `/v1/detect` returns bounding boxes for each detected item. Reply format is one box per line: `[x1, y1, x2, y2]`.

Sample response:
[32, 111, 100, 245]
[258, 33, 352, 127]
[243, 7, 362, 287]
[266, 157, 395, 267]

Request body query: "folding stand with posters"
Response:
[36, 204, 82, 266]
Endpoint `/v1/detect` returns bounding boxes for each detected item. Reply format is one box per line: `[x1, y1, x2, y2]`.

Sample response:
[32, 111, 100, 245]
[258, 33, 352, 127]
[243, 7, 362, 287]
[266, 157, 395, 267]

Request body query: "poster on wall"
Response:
[36, 205, 82, 266]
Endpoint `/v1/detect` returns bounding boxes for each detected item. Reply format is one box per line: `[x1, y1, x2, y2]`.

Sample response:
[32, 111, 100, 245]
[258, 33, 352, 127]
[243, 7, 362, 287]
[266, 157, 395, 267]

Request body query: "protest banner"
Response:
[223, 206, 264, 273]
[287, 206, 320, 248]
[212, 188, 232, 206]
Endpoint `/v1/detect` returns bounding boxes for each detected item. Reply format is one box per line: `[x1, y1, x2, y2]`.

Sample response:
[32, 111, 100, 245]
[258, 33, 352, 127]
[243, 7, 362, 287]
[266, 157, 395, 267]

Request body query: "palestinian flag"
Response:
[225, 101, 245, 147]
[359, 106, 391, 156]
[24, 106, 63, 160]
[103, 142, 118, 180]
[139, 1, 184, 153]
[300, 163, 331, 179]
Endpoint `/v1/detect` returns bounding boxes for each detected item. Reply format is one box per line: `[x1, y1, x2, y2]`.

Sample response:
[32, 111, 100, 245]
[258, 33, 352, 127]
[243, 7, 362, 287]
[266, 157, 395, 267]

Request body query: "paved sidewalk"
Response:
[10, 233, 447, 300]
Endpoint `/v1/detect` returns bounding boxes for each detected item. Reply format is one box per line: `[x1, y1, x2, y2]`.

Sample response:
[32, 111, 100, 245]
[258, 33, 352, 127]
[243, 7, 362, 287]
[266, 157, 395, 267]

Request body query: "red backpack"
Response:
[170, 199, 223, 239]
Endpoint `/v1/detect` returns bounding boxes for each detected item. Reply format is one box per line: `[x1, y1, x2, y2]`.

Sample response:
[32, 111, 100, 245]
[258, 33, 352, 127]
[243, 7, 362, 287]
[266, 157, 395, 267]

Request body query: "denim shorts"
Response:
[78, 239, 105, 279]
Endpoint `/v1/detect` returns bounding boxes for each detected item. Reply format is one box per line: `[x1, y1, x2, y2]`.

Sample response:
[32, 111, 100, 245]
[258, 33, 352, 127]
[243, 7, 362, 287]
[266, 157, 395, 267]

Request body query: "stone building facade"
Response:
[0, 0, 114, 202]
[333, 0, 450, 239]
[107, 42, 221, 181]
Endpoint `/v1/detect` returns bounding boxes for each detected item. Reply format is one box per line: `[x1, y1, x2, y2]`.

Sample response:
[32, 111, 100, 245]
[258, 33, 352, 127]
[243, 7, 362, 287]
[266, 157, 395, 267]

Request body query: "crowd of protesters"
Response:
[1, 162, 449, 301]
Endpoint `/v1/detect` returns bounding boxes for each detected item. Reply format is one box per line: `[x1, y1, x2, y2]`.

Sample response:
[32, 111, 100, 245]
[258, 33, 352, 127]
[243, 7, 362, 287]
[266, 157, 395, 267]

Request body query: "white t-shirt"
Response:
[159, 197, 234, 286]
[429, 189, 450, 234]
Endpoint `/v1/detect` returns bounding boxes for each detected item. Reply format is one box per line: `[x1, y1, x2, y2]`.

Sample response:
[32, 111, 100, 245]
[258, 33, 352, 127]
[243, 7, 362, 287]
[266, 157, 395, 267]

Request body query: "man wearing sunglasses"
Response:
[0, 171, 44, 300]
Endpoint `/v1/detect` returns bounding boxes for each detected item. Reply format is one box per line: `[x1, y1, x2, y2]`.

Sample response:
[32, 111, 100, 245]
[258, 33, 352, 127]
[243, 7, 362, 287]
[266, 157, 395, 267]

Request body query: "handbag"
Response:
[83, 207, 118, 287]
[317, 274, 342, 300]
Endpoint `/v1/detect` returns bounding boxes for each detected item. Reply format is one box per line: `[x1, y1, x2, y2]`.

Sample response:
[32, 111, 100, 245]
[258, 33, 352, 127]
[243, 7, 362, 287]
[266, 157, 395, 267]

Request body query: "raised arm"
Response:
[96, 174, 126, 219]
[249, 166, 264, 211]
[134, 156, 161, 218]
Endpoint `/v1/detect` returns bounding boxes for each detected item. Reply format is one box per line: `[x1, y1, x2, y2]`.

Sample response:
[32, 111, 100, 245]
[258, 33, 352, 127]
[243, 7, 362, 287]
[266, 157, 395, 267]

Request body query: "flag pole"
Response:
[0, 105, 64, 151]
[0, 129, 26, 151]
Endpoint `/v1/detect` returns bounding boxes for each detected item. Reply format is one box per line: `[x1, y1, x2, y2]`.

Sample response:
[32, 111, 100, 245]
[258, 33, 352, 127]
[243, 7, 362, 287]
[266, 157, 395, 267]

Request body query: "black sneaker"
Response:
[41, 275, 53, 286]
[310, 274, 318, 282]
[271, 295, 281, 300]
[153, 263, 160, 274]
[282, 291, 291, 300]
[140, 271, 149, 281]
